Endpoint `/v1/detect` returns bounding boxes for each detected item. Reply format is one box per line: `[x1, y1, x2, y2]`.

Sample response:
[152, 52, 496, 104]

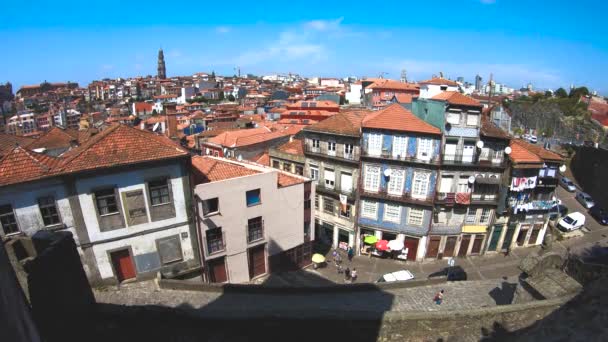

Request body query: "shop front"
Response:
[358, 226, 421, 261]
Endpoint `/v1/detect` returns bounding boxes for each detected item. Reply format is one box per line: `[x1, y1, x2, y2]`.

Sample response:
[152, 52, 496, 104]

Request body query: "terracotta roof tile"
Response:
[28, 127, 77, 151]
[420, 77, 459, 86]
[277, 173, 304, 187]
[206, 127, 270, 147]
[252, 152, 270, 166]
[277, 139, 304, 156]
[367, 80, 419, 91]
[392, 93, 414, 104]
[362, 103, 441, 135]
[56, 124, 188, 173]
[0, 146, 61, 186]
[514, 139, 564, 162]
[480, 115, 510, 140]
[431, 91, 481, 107]
[0, 133, 36, 157]
[191, 155, 260, 183]
[304, 110, 371, 136]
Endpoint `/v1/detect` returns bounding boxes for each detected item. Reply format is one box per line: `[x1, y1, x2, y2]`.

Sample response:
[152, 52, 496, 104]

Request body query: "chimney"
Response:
[166, 113, 178, 139]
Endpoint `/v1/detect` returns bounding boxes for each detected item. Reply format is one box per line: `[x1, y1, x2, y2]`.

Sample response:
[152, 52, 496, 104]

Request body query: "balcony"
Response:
[203, 233, 226, 258]
[304, 145, 360, 164]
[442, 152, 507, 168]
[315, 182, 356, 201]
[435, 192, 472, 206]
[536, 177, 559, 188]
[470, 193, 499, 205]
[361, 147, 440, 166]
[361, 187, 434, 206]
[247, 217, 265, 244]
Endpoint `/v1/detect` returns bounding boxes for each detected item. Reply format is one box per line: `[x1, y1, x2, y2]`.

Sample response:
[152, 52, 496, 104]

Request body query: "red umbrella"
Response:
[375, 240, 389, 251]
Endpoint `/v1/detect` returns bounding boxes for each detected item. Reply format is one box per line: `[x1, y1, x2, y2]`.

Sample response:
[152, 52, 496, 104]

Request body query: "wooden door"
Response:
[516, 226, 529, 246]
[426, 237, 440, 258]
[249, 245, 266, 279]
[444, 236, 458, 257]
[528, 224, 542, 245]
[111, 249, 136, 282]
[208, 257, 227, 283]
[458, 235, 471, 257]
[404, 237, 419, 261]
[471, 235, 485, 255]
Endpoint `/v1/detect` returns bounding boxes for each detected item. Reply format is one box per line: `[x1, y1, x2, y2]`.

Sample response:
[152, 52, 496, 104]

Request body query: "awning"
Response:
[462, 225, 488, 233]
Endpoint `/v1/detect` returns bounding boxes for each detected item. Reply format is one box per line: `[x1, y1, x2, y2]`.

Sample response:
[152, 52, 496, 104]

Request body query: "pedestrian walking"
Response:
[351, 268, 357, 282]
[433, 290, 444, 305]
[344, 267, 351, 282]
[332, 249, 338, 260]
[335, 252, 342, 266]
[347, 246, 354, 262]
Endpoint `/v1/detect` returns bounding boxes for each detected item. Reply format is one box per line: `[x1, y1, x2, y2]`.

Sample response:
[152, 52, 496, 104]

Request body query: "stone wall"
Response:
[570, 146, 608, 208]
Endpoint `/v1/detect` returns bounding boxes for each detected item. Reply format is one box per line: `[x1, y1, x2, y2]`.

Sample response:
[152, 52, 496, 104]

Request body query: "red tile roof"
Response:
[367, 80, 419, 91]
[206, 127, 270, 147]
[134, 102, 153, 112]
[56, 124, 188, 174]
[392, 93, 414, 104]
[252, 152, 270, 166]
[480, 115, 510, 140]
[191, 155, 259, 182]
[431, 91, 481, 107]
[28, 127, 77, 151]
[304, 110, 371, 136]
[0, 146, 61, 186]
[419, 77, 459, 86]
[509, 140, 543, 164]
[362, 103, 441, 135]
[277, 173, 304, 187]
[0, 133, 36, 157]
[513, 139, 563, 163]
[277, 139, 304, 156]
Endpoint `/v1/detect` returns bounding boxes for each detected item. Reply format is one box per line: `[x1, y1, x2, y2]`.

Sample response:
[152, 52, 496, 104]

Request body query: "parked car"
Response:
[557, 212, 586, 231]
[560, 177, 577, 192]
[549, 204, 569, 221]
[589, 206, 608, 225]
[576, 192, 595, 209]
[528, 135, 538, 144]
[376, 270, 415, 283]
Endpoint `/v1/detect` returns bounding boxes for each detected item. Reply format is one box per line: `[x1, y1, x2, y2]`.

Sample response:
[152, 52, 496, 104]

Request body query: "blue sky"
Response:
[2, 0, 607, 94]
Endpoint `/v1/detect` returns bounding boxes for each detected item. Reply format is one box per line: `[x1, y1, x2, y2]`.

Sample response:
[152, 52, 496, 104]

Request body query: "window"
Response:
[327, 141, 336, 156]
[312, 139, 320, 151]
[246, 189, 261, 206]
[367, 133, 383, 155]
[480, 208, 491, 223]
[344, 144, 354, 158]
[247, 216, 264, 243]
[361, 200, 378, 219]
[157, 235, 183, 264]
[364, 165, 381, 192]
[408, 208, 424, 225]
[458, 177, 470, 193]
[38, 196, 61, 226]
[323, 198, 334, 214]
[304, 222, 311, 240]
[282, 162, 292, 172]
[314, 194, 319, 209]
[340, 172, 353, 193]
[340, 204, 351, 218]
[446, 112, 460, 125]
[412, 172, 430, 198]
[202, 197, 219, 216]
[466, 113, 479, 126]
[95, 188, 119, 215]
[206, 228, 225, 254]
[272, 160, 280, 169]
[417, 138, 433, 160]
[466, 209, 477, 224]
[324, 169, 335, 189]
[440, 86, 448, 91]
[387, 169, 405, 195]
[295, 165, 304, 176]
[149, 179, 171, 206]
[384, 203, 401, 223]
[309, 165, 319, 181]
[0, 204, 19, 235]
[392, 136, 408, 158]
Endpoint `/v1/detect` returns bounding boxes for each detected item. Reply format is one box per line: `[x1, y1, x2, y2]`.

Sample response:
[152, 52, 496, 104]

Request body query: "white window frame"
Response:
[412, 172, 431, 199]
[387, 168, 405, 196]
[417, 138, 433, 160]
[446, 112, 460, 125]
[457, 177, 470, 193]
[466, 113, 479, 126]
[324, 169, 335, 189]
[465, 208, 478, 224]
[367, 133, 383, 156]
[480, 208, 491, 224]
[364, 165, 381, 192]
[344, 143, 354, 159]
[408, 208, 424, 226]
[327, 141, 336, 156]
[392, 136, 408, 159]
[383, 203, 401, 223]
[361, 200, 378, 219]
[312, 138, 320, 151]
[309, 165, 319, 181]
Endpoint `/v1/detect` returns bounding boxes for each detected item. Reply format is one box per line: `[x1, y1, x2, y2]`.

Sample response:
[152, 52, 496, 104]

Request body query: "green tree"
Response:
[152, 109, 158, 116]
[218, 90, 225, 101]
[569, 86, 589, 99]
[555, 88, 568, 98]
[544, 90, 553, 98]
[227, 94, 236, 102]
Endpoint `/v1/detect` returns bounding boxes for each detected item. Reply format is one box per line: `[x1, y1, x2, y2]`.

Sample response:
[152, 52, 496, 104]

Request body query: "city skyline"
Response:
[1, 0, 608, 94]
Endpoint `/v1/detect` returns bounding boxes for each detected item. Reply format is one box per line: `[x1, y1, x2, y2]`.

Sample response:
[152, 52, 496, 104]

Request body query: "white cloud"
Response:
[304, 17, 344, 31]
[215, 26, 231, 34]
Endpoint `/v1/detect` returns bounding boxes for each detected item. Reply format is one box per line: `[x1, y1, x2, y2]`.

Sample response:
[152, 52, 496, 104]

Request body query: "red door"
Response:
[111, 249, 136, 282]
[208, 257, 227, 283]
[426, 237, 440, 258]
[249, 245, 266, 279]
[404, 238, 418, 261]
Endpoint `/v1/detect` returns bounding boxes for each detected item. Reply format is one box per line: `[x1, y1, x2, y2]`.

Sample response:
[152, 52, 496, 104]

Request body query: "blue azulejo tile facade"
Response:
[362, 131, 441, 160]
[362, 161, 437, 199]
[358, 200, 431, 237]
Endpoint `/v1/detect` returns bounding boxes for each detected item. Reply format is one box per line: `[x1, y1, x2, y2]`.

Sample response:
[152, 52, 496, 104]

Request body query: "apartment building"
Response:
[303, 110, 370, 250]
[358, 104, 441, 261]
[191, 156, 313, 283]
[268, 138, 305, 176]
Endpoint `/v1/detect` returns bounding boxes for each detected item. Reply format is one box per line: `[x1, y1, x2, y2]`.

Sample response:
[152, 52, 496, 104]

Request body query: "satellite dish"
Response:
[384, 169, 392, 177]
[468, 176, 476, 184]
[504, 146, 512, 155]
[476, 141, 484, 149]
[559, 165, 567, 173]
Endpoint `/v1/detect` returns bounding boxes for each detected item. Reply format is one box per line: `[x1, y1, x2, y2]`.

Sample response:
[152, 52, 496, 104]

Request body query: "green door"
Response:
[501, 224, 517, 251]
[488, 225, 503, 251]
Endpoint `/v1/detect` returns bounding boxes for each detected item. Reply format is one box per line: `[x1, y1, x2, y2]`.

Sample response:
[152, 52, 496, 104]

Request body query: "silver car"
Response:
[576, 192, 595, 209]
[560, 177, 576, 192]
